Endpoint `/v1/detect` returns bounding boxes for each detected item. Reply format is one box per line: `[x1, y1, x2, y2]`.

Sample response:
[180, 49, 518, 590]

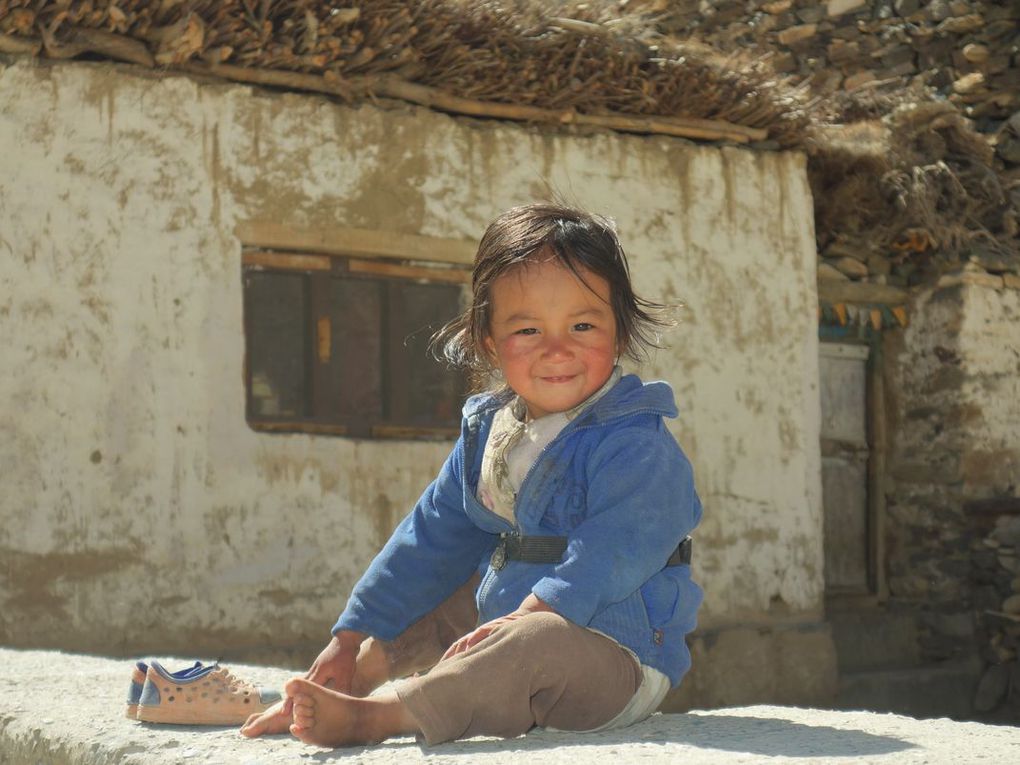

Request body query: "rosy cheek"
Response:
[577, 335, 615, 357]
[498, 336, 536, 357]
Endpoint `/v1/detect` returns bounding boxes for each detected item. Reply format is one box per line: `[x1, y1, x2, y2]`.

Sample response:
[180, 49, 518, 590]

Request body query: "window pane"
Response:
[328, 279, 384, 421]
[244, 271, 307, 418]
[387, 281, 465, 427]
[242, 257, 466, 437]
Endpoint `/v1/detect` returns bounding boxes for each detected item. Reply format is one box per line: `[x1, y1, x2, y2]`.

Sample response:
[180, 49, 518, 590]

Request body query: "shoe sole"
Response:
[136, 703, 269, 726]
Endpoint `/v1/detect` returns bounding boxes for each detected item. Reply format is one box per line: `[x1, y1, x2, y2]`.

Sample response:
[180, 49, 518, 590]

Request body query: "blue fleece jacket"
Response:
[333, 374, 703, 686]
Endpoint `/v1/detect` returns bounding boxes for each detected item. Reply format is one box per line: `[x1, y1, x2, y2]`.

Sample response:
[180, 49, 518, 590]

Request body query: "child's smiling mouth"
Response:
[540, 375, 578, 383]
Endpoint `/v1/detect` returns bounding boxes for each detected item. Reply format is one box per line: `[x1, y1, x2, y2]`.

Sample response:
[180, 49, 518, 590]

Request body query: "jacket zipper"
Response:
[464, 463, 515, 608]
[474, 405, 668, 612]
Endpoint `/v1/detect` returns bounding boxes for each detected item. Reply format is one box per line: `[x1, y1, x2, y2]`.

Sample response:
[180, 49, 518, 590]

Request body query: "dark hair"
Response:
[432, 203, 672, 387]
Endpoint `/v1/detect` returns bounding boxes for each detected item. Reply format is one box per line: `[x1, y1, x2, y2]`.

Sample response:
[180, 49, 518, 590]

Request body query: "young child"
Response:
[241, 203, 703, 747]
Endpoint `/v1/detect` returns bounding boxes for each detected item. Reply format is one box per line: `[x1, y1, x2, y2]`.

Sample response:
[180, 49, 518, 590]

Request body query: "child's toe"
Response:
[293, 705, 315, 727]
[291, 695, 314, 713]
[240, 714, 264, 736]
[283, 677, 307, 697]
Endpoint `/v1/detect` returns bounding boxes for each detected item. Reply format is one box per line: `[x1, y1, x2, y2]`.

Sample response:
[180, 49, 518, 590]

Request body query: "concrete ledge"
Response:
[666, 620, 838, 710]
[1, 648, 1018, 764]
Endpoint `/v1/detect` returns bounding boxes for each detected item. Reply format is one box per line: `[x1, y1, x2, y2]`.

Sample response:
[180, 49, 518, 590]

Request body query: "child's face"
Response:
[484, 257, 618, 419]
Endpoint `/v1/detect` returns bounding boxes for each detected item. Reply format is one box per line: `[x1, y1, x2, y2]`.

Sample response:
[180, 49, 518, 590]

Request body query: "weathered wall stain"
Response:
[0, 546, 141, 623]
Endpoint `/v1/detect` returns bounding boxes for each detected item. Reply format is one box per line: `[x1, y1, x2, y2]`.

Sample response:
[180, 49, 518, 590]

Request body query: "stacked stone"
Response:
[818, 236, 915, 286]
[971, 514, 1020, 717]
[651, 0, 1020, 283]
[818, 243, 1020, 288]
[672, 1, 1019, 140]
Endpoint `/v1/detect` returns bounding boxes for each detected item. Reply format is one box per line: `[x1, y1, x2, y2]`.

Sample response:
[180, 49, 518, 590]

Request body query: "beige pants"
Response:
[378, 574, 643, 745]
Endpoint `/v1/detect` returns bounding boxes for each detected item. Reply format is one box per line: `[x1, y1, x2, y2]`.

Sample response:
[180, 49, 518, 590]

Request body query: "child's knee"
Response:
[502, 611, 577, 652]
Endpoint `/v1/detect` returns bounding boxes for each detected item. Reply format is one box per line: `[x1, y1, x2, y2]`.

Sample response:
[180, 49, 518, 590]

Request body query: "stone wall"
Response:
[0, 57, 832, 707]
[654, 0, 1020, 291]
[672, 0, 1019, 136]
[883, 277, 1020, 717]
[971, 510, 1020, 718]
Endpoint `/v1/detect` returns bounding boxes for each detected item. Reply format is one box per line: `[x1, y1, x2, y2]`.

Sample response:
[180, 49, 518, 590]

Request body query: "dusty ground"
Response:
[1, 648, 1017, 764]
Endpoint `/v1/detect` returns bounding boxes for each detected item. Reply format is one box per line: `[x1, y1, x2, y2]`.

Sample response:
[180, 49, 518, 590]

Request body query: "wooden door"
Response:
[820, 342, 872, 594]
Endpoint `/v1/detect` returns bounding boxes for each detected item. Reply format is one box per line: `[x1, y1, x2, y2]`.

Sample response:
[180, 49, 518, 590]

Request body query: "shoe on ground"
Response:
[136, 661, 282, 725]
[126, 660, 204, 719]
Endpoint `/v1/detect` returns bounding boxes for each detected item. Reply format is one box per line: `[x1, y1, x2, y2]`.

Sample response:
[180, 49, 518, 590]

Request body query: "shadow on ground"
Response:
[157, 710, 918, 761]
[396, 714, 919, 759]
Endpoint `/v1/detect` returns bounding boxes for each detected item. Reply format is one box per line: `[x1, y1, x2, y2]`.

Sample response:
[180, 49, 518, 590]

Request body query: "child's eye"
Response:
[573, 322, 594, 331]
[515, 328, 538, 336]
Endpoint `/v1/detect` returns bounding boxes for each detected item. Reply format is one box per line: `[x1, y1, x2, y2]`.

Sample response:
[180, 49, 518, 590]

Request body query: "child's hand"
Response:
[440, 594, 554, 660]
[440, 613, 521, 659]
[306, 631, 366, 693]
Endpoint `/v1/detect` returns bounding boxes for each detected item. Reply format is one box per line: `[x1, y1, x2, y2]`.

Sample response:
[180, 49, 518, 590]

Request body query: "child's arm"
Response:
[332, 435, 494, 641]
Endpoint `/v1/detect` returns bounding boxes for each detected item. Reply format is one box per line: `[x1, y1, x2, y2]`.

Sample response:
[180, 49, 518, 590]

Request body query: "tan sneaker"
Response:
[136, 661, 281, 725]
[126, 660, 204, 719]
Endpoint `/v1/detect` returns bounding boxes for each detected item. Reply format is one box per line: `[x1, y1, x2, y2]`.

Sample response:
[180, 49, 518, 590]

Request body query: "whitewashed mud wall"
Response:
[0, 58, 827, 705]
[881, 279, 1020, 708]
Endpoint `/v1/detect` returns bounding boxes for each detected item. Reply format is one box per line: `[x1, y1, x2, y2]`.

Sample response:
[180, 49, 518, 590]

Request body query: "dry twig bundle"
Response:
[0, 0, 809, 144]
[809, 102, 1018, 265]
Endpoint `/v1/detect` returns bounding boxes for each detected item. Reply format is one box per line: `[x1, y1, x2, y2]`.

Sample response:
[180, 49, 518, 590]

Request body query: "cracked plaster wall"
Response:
[0, 59, 824, 690]
[884, 283, 1020, 607]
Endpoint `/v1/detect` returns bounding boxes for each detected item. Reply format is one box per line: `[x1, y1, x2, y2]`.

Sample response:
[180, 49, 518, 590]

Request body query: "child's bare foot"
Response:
[285, 678, 418, 747]
[240, 699, 292, 737]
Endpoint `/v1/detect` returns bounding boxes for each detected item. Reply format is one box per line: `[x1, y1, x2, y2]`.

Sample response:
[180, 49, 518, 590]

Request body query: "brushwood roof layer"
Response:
[0, 0, 809, 145]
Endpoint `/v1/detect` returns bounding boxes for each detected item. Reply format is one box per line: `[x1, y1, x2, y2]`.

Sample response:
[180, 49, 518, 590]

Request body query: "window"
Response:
[242, 249, 469, 439]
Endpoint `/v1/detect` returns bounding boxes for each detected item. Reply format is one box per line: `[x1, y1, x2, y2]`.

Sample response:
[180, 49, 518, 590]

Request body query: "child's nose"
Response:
[541, 335, 574, 360]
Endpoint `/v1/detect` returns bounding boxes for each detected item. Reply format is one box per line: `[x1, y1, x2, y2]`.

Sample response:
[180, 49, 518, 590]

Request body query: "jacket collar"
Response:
[462, 372, 678, 424]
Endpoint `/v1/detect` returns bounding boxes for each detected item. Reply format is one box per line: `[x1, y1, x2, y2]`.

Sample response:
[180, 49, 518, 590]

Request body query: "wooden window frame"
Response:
[238, 223, 475, 441]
